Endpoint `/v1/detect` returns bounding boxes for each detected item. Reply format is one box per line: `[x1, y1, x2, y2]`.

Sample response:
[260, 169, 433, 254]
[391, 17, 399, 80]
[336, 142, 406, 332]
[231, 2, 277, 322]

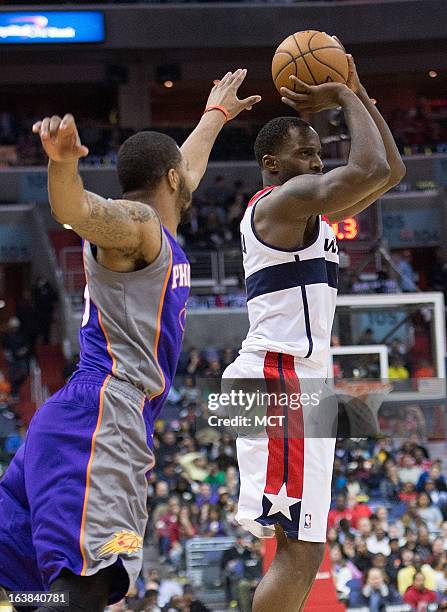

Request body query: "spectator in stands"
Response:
[16, 289, 39, 357]
[236, 539, 263, 612]
[328, 493, 352, 529]
[399, 454, 423, 486]
[414, 360, 436, 379]
[380, 463, 402, 504]
[2, 316, 31, 399]
[416, 525, 433, 560]
[350, 567, 402, 609]
[182, 584, 209, 612]
[397, 552, 437, 595]
[142, 588, 161, 611]
[394, 250, 418, 292]
[0, 370, 11, 402]
[179, 375, 201, 405]
[200, 505, 226, 537]
[437, 562, 447, 597]
[403, 571, 438, 608]
[386, 538, 403, 585]
[32, 276, 58, 345]
[429, 537, 447, 569]
[155, 496, 181, 562]
[388, 356, 410, 380]
[357, 328, 375, 345]
[353, 538, 373, 573]
[157, 430, 179, 469]
[330, 544, 362, 602]
[417, 492, 444, 534]
[179, 454, 210, 483]
[184, 348, 207, 377]
[417, 463, 447, 493]
[429, 247, 447, 300]
[221, 533, 251, 605]
[158, 569, 183, 609]
[366, 526, 391, 556]
[205, 175, 231, 207]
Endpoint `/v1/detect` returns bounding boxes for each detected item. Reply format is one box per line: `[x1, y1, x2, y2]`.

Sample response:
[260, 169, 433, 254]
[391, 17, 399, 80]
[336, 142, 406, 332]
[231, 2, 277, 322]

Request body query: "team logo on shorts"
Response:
[304, 513, 312, 529]
[98, 530, 143, 556]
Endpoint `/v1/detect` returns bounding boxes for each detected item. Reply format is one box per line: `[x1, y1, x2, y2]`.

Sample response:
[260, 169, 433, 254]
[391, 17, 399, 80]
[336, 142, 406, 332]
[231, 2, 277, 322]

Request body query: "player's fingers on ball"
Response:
[280, 86, 304, 100]
[289, 76, 311, 91]
[347, 54, 356, 70]
[281, 97, 298, 110]
[49, 115, 62, 140]
[332, 35, 346, 51]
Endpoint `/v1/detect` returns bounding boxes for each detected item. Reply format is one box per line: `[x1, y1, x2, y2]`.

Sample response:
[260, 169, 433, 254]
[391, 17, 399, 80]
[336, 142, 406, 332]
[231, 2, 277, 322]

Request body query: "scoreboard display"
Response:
[331, 217, 358, 241]
[332, 206, 377, 243]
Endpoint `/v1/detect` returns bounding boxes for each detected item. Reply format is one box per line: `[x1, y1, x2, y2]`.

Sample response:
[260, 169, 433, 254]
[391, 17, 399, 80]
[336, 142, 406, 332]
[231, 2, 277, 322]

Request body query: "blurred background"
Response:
[0, 0, 447, 610]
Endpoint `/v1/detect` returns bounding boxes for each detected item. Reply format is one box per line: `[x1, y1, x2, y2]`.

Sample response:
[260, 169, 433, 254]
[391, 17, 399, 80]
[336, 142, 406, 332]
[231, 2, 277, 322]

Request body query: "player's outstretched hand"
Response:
[32, 114, 89, 162]
[206, 69, 261, 120]
[280, 76, 350, 114]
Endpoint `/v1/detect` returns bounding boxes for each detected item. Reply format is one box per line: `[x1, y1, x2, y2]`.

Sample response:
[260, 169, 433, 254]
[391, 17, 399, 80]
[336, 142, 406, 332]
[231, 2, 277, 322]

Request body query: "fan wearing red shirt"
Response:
[404, 572, 438, 608]
[327, 493, 372, 530]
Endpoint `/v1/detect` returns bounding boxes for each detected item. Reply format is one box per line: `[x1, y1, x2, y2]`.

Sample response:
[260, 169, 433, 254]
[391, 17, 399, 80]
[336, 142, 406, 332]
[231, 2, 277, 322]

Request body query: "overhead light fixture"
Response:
[156, 63, 181, 88]
[428, 70, 438, 78]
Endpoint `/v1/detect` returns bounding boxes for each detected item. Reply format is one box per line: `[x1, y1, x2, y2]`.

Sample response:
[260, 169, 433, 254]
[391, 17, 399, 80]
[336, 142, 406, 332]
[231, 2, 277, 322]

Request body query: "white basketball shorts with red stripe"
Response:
[222, 351, 336, 542]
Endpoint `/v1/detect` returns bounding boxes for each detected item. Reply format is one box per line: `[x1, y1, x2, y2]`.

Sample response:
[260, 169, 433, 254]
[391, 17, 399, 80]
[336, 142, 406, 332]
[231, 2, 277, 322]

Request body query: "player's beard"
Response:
[177, 174, 192, 224]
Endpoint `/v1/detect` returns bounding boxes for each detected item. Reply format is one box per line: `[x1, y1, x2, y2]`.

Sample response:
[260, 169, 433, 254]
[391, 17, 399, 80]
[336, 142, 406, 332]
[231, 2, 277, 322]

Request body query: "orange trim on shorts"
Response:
[98, 309, 117, 375]
[79, 374, 110, 575]
[140, 396, 145, 413]
[149, 246, 173, 401]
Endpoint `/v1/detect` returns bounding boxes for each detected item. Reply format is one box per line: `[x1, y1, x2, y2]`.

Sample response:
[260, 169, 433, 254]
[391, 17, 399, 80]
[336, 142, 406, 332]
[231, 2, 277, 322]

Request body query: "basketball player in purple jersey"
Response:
[0, 70, 260, 611]
[223, 55, 405, 611]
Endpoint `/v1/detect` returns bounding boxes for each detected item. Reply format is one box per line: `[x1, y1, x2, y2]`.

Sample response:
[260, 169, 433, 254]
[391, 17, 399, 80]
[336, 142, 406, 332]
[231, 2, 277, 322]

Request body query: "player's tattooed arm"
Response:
[70, 192, 162, 261]
[181, 69, 261, 191]
[33, 114, 161, 262]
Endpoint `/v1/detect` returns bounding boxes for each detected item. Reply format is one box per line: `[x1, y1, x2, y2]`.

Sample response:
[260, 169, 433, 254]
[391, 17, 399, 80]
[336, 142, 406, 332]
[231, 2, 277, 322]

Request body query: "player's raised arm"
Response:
[32, 114, 161, 262]
[268, 79, 390, 219]
[180, 69, 261, 191]
[321, 53, 406, 222]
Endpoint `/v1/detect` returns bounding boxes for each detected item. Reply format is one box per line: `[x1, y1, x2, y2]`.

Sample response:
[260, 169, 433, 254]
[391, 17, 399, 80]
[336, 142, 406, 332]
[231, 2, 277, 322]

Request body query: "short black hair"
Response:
[117, 131, 182, 193]
[254, 116, 313, 166]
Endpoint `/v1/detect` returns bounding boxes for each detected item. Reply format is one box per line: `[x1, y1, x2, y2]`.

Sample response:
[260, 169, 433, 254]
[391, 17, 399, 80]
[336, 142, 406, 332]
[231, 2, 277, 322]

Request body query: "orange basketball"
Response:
[272, 30, 349, 93]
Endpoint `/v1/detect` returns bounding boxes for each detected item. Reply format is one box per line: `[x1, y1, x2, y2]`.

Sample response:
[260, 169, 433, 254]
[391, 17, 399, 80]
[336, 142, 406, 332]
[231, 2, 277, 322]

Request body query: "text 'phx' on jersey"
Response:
[172, 263, 191, 289]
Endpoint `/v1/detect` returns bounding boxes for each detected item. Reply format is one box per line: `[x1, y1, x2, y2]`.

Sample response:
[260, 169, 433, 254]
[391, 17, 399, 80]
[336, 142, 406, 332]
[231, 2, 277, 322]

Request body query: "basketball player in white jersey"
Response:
[222, 55, 405, 611]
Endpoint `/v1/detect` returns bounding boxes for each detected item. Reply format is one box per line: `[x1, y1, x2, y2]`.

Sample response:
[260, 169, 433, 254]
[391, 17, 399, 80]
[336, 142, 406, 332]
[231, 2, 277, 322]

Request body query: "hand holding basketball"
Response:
[206, 69, 261, 121]
[345, 54, 363, 96]
[280, 77, 350, 114]
[32, 114, 89, 162]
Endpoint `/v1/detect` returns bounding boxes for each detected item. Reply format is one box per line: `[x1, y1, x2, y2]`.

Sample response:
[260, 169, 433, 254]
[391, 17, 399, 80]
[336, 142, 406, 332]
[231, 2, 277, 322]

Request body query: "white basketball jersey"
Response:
[240, 186, 339, 369]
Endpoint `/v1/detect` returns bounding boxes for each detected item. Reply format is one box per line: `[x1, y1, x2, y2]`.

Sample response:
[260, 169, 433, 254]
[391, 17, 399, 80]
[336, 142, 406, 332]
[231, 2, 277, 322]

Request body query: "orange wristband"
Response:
[204, 105, 229, 121]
